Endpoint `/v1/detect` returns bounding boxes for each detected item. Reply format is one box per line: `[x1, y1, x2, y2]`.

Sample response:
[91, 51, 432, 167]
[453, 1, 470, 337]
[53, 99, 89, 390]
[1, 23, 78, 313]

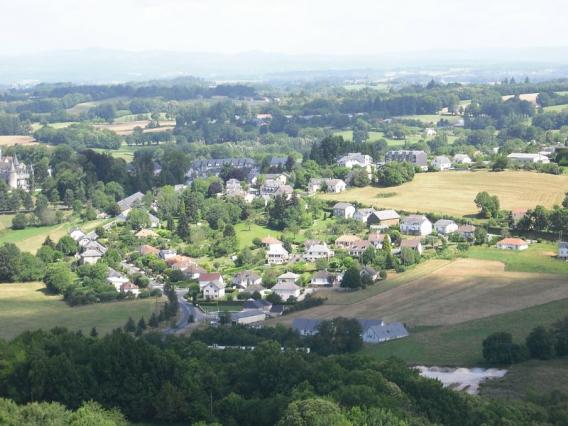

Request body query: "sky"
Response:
[1, 0, 567, 56]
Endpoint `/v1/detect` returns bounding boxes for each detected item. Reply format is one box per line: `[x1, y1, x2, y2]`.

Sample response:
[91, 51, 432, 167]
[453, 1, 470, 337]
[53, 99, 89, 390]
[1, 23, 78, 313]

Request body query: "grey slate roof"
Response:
[231, 309, 266, 321]
[367, 322, 409, 340]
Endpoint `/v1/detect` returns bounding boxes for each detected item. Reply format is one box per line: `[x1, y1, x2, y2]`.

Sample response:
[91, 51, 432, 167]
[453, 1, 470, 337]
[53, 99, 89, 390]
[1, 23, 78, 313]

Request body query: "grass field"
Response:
[395, 114, 462, 125]
[0, 135, 38, 146]
[480, 358, 568, 399]
[467, 243, 568, 276]
[333, 129, 458, 147]
[0, 217, 105, 253]
[234, 223, 281, 249]
[274, 258, 568, 328]
[361, 297, 568, 366]
[0, 282, 162, 341]
[319, 170, 568, 216]
[94, 120, 176, 136]
[543, 103, 568, 112]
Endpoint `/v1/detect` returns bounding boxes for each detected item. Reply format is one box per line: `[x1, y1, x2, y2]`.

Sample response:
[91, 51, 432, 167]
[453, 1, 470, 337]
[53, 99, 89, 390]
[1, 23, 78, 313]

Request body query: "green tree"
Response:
[11, 213, 27, 230]
[474, 192, 500, 218]
[277, 399, 351, 426]
[124, 317, 136, 333]
[126, 208, 151, 230]
[526, 326, 556, 360]
[56, 235, 79, 256]
[44, 262, 75, 294]
[341, 266, 362, 290]
[482, 332, 527, 364]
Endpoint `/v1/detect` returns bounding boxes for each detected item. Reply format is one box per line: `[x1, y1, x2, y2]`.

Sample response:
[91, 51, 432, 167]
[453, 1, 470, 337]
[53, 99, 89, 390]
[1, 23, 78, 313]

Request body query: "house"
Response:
[117, 192, 144, 213]
[434, 219, 458, 235]
[120, 282, 140, 297]
[348, 240, 372, 257]
[360, 266, 379, 282]
[269, 156, 288, 169]
[245, 284, 270, 298]
[368, 210, 400, 228]
[335, 234, 362, 249]
[187, 158, 256, 179]
[140, 244, 160, 256]
[243, 299, 273, 312]
[272, 281, 301, 301]
[400, 238, 423, 254]
[303, 243, 334, 262]
[80, 246, 105, 264]
[432, 156, 452, 171]
[198, 272, 224, 289]
[333, 202, 356, 219]
[308, 178, 346, 194]
[559, 242, 568, 259]
[277, 272, 299, 286]
[507, 153, 550, 164]
[354, 208, 375, 223]
[292, 318, 321, 336]
[231, 309, 266, 325]
[0, 153, 33, 191]
[400, 215, 432, 236]
[293, 317, 408, 344]
[135, 229, 159, 238]
[274, 185, 294, 199]
[457, 224, 476, 240]
[362, 322, 409, 344]
[304, 239, 323, 249]
[232, 270, 262, 289]
[337, 152, 373, 169]
[107, 268, 129, 291]
[310, 271, 336, 287]
[69, 228, 86, 241]
[203, 281, 226, 300]
[266, 244, 289, 265]
[385, 150, 428, 170]
[453, 154, 472, 164]
[82, 240, 107, 254]
[368, 233, 389, 249]
[148, 213, 160, 228]
[496, 238, 529, 251]
[159, 249, 177, 260]
[183, 263, 207, 279]
[425, 128, 437, 137]
[261, 236, 282, 248]
[264, 173, 287, 185]
[225, 179, 245, 198]
[511, 208, 528, 226]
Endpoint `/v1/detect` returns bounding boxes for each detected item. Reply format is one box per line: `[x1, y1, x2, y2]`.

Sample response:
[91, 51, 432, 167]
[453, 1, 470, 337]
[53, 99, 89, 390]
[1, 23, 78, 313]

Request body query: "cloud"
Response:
[0, 0, 566, 55]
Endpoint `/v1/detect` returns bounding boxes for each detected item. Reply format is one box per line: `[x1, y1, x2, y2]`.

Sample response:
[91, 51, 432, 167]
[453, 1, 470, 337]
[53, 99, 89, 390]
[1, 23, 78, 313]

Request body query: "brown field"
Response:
[320, 170, 568, 216]
[502, 93, 539, 104]
[0, 135, 37, 146]
[272, 259, 568, 328]
[94, 120, 176, 135]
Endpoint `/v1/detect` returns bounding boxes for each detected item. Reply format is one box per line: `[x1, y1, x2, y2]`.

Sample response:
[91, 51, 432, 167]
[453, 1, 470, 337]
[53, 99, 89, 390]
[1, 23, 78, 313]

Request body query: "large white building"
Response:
[337, 153, 373, 169]
[400, 215, 432, 236]
[507, 153, 550, 164]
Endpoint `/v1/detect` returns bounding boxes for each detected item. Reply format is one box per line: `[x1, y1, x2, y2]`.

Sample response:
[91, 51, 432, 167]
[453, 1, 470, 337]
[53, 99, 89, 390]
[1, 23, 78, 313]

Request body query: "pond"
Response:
[416, 366, 507, 394]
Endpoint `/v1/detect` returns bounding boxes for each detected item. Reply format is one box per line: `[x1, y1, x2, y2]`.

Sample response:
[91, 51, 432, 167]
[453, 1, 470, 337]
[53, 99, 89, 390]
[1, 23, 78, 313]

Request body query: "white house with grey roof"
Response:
[333, 202, 356, 219]
[432, 156, 452, 171]
[117, 192, 144, 213]
[507, 153, 550, 165]
[400, 215, 432, 236]
[337, 153, 373, 169]
[434, 219, 458, 235]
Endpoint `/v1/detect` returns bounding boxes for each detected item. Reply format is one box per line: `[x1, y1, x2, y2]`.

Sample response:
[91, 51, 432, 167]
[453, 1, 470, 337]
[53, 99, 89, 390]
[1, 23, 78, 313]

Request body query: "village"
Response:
[59, 147, 568, 347]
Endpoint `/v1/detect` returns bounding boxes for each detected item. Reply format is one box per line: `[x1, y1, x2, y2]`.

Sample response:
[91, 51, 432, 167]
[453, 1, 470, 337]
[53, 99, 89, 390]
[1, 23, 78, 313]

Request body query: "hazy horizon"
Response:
[2, 0, 567, 56]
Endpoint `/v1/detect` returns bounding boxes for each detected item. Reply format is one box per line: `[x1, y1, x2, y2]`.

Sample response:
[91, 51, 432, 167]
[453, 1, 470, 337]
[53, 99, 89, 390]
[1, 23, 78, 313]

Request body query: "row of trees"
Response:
[483, 316, 568, 364]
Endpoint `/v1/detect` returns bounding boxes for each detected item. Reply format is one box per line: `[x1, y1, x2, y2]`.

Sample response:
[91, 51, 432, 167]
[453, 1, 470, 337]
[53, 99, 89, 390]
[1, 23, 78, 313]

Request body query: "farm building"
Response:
[362, 322, 409, 344]
[368, 209, 400, 228]
[496, 238, 529, 251]
[231, 310, 266, 325]
[385, 150, 428, 170]
[453, 154, 472, 164]
[457, 224, 476, 239]
[507, 153, 550, 165]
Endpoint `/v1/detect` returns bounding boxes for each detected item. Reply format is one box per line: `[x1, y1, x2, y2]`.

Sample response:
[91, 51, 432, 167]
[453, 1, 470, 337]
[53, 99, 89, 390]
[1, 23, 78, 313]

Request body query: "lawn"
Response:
[543, 103, 568, 112]
[0, 217, 106, 254]
[394, 114, 461, 125]
[0, 214, 15, 232]
[234, 223, 281, 249]
[0, 136, 38, 146]
[467, 243, 568, 276]
[480, 358, 568, 400]
[334, 130, 425, 147]
[0, 282, 162, 341]
[319, 170, 568, 217]
[361, 297, 568, 366]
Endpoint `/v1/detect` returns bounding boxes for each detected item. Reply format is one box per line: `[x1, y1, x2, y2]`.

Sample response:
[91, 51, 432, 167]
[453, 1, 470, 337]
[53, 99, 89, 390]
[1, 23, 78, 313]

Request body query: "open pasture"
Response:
[320, 170, 568, 216]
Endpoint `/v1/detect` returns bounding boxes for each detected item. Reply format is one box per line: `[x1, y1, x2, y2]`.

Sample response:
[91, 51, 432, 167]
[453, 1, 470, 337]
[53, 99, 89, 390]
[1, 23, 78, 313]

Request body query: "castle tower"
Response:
[8, 160, 18, 190]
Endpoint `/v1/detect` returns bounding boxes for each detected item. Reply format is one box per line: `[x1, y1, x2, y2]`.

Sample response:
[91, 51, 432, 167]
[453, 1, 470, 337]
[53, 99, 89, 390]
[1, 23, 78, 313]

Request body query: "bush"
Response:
[11, 213, 27, 230]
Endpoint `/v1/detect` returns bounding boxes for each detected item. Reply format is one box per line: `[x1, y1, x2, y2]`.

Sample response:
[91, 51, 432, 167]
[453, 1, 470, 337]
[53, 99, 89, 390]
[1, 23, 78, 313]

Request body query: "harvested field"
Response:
[273, 259, 568, 328]
[502, 93, 539, 104]
[319, 170, 568, 216]
[0, 135, 37, 146]
[94, 120, 176, 135]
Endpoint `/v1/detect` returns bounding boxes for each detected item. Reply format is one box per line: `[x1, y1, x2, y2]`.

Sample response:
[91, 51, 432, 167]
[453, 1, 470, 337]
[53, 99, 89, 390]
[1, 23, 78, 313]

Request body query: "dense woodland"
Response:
[1, 327, 567, 425]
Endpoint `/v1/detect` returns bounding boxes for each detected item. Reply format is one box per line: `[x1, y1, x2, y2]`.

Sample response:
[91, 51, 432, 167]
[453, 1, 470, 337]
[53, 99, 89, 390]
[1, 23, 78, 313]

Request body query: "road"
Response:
[164, 289, 209, 334]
